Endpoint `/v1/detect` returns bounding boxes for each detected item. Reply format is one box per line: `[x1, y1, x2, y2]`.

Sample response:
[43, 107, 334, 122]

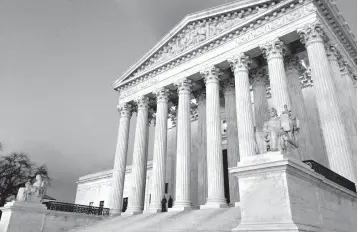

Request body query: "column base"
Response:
[110, 209, 122, 216]
[167, 206, 192, 212]
[144, 208, 162, 214]
[122, 208, 143, 216]
[200, 203, 228, 209]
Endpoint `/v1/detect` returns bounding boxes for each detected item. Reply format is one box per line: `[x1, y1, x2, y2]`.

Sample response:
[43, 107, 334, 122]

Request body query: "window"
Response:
[165, 183, 169, 194]
[149, 194, 151, 204]
[99, 201, 104, 208]
[89, 202, 94, 206]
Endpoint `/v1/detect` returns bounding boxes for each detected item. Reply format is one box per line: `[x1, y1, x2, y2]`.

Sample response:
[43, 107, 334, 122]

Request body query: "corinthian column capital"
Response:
[325, 43, 341, 61]
[117, 103, 133, 118]
[153, 87, 170, 102]
[339, 60, 353, 74]
[200, 65, 222, 84]
[228, 53, 251, 73]
[284, 55, 305, 74]
[297, 20, 326, 46]
[175, 78, 193, 94]
[135, 96, 150, 111]
[260, 38, 286, 60]
[249, 68, 269, 86]
[221, 78, 235, 94]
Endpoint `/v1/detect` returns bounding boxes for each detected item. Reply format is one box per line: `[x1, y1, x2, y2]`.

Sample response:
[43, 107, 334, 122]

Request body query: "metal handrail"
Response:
[43, 201, 110, 216]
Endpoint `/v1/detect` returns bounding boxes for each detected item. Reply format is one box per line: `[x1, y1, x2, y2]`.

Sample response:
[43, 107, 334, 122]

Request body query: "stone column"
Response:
[222, 77, 240, 205]
[194, 89, 208, 206]
[300, 72, 329, 167]
[166, 104, 178, 202]
[260, 38, 290, 114]
[146, 88, 169, 213]
[109, 103, 132, 215]
[250, 68, 270, 129]
[199, 66, 227, 209]
[228, 53, 256, 158]
[326, 45, 357, 176]
[169, 78, 193, 211]
[126, 96, 150, 214]
[340, 61, 357, 125]
[284, 55, 315, 161]
[298, 20, 355, 182]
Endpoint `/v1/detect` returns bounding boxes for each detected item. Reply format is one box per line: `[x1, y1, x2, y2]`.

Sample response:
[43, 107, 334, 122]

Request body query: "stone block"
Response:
[229, 152, 357, 232]
[0, 201, 47, 232]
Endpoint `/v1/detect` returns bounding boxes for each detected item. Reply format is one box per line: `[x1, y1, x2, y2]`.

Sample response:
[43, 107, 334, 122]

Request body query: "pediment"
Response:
[113, 0, 278, 88]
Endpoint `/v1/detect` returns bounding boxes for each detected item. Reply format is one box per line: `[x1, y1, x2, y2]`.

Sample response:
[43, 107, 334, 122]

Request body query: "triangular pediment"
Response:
[112, 0, 278, 88]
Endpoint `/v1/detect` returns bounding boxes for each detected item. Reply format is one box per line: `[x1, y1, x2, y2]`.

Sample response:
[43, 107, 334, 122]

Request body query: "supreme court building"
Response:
[76, 0, 357, 224]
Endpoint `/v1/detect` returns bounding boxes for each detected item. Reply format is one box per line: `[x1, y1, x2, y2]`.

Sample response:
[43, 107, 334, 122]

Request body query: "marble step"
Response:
[69, 207, 241, 232]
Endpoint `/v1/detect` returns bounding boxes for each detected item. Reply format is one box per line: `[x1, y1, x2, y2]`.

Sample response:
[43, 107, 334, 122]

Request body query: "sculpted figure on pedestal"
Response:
[255, 105, 300, 154]
[16, 174, 47, 203]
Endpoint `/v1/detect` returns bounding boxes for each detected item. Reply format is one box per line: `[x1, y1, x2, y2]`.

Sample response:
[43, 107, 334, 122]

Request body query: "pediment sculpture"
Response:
[255, 105, 300, 154]
[16, 174, 47, 203]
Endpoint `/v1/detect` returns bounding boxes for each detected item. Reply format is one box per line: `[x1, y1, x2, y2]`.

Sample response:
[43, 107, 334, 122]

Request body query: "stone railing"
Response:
[303, 160, 356, 193]
[43, 201, 110, 216]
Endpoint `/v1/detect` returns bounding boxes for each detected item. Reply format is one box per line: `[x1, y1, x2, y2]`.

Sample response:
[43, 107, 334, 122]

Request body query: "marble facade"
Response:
[88, 0, 357, 220]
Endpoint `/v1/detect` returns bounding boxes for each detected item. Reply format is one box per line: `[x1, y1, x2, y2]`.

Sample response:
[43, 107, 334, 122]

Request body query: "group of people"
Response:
[160, 196, 173, 212]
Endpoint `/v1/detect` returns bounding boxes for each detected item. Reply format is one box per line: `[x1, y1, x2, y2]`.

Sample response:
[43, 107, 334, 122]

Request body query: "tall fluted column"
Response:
[300, 72, 329, 167]
[194, 89, 208, 206]
[326, 45, 357, 176]
[222, 78, 240, 205]
[340, 61, 357, 125]
[228, 53, 256, 158]
[169, 78, 193, 211]
[126, 96, 150, 214]
[146, 88, 169, 213]
[199, 66, 227, 209]
[298, 20, 355, 182]
[109, 103, 132, 215]
[260, 38, 290, 114]
[284, 55, 315, 161]
[250, 68, 270, 129]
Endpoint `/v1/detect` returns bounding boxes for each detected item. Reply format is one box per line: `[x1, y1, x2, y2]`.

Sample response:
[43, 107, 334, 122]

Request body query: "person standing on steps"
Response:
[161, 196, 167, 212]
[168, 196, 173, 209]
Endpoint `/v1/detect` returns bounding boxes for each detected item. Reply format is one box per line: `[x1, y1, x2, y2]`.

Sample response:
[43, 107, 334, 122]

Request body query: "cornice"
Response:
[116, 0, 316, 101]
[313, 0, 356, 63]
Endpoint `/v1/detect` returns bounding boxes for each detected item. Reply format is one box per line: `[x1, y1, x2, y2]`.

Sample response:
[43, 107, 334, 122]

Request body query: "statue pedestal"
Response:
[0, 201, 47, 232]
[229, 152, 357, 232]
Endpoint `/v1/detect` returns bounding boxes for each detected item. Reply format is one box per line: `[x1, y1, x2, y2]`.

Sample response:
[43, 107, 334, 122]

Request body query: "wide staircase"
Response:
[70, 207, 241, 232]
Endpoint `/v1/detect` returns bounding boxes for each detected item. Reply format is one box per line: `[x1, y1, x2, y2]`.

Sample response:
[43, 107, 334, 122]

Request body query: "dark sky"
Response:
[0, 0, 356, 203]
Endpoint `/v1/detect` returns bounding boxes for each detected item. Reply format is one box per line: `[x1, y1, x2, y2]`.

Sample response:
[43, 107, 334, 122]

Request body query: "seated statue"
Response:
[16, 174, 46, 203]
[255, 105, 300, 154]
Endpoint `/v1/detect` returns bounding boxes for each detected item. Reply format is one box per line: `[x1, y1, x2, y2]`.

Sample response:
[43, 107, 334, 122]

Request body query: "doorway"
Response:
[222, 149, 230, 204]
